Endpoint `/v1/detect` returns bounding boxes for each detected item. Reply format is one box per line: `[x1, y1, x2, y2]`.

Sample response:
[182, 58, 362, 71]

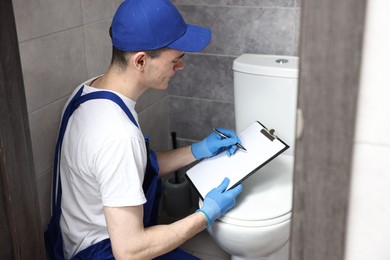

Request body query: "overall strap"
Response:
[50, 86, 197, 260]
[51, 87, 83, 212]
[51, 86, 139, 213]
[47, 85, 144, 260]
[46, 87, 85, 260]
[72, 90, 139, 128]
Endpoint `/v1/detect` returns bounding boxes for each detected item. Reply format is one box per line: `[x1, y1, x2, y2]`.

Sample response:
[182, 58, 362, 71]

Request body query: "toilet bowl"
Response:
[202, 54, 298, 259]
[200, 154, 293, 260]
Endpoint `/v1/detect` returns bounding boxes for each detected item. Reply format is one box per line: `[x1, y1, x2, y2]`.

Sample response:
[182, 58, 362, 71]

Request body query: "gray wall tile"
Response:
[136, 89, 168, 113]
[29, 97, 68, 176]
[172, 0, 294, 7]
[178, 6, 296, 56]
[12, 0, 82, 42]
[138, 96, 171, 151]
[170, 2, 299, 144]
[169, 54, 235, 102]
[81, 0, 123, 24]
[170, 97, 235, 141]
[294, 8, 301, 56]
[37, 170, 53, 230]
[20, 27, 88, 112]
[84, 19, 113, 77]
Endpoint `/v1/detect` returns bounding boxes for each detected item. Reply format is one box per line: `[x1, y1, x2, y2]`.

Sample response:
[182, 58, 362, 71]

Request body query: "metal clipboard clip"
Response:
[261, 128, 277, 141]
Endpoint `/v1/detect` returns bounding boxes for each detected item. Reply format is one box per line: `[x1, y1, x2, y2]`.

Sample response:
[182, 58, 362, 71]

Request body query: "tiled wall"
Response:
[345, 0, 390, 258]
[12, 0, 300, 231]
[13, 0, 170, 231]
[169, 0, 300, 145]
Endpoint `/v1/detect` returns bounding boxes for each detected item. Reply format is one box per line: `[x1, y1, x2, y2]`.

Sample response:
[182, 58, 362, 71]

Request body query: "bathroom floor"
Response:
[159, 210, 230, 260]
[180, 230, 230, 259]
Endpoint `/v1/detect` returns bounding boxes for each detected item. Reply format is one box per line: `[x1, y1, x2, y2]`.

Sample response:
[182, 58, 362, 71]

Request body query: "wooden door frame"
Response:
[0, 0, 45, 258]
[290, 0, 367, 259]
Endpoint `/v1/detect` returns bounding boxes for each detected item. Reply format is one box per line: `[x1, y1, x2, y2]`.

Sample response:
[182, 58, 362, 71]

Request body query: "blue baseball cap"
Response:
[111, 0, 212, 52]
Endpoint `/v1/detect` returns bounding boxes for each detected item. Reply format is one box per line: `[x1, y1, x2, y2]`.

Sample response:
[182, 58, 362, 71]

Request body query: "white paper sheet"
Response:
[186, 121, 289, 199]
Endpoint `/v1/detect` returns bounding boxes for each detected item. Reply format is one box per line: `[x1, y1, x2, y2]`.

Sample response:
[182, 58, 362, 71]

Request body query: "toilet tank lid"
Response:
[233, 54, 299, 78]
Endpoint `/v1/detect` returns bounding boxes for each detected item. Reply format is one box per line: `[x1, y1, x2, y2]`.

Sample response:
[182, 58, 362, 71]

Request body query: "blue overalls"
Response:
[44, 86, 199, 260]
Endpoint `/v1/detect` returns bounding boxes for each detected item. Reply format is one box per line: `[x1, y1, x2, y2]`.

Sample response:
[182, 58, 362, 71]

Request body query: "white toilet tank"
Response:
[233, 54, 299, 155]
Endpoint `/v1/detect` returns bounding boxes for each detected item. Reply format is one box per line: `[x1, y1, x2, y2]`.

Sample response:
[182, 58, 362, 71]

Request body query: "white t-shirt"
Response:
[59, 82, 147, 259]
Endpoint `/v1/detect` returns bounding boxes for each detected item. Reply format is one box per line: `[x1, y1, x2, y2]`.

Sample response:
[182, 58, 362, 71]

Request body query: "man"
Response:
[45, 0, 243, 259]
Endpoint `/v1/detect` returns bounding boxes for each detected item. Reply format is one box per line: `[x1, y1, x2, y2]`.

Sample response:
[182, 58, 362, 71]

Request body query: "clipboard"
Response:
[185, 121, 289, 200]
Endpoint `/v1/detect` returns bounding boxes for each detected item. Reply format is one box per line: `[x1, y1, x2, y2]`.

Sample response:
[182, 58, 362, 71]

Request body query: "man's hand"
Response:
[197, 178, 242, 228]
[191, 128, 242, 160]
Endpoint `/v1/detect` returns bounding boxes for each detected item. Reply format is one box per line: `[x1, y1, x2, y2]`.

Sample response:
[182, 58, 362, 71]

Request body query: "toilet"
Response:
[203, 54, 299, 260]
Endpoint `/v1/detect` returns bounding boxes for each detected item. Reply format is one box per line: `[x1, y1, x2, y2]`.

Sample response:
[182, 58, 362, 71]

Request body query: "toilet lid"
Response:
[217, 154, 294, 227]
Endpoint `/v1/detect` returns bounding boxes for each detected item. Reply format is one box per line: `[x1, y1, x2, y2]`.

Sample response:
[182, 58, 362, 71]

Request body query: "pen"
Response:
[213, 128, 247, 151]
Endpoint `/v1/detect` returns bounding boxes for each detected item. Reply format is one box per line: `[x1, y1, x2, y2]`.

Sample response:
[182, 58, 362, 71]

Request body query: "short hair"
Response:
[109, 27, 168, 71]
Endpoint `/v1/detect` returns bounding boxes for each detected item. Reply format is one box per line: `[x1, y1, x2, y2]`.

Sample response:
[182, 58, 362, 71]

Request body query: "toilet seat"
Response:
[216, 154, 294, 228]
[218, 212, 291, 227]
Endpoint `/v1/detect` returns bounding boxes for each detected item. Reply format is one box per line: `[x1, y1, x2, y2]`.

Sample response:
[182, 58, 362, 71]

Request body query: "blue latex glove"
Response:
[191, 128, 242, 160]
[197, 178, 243, 228]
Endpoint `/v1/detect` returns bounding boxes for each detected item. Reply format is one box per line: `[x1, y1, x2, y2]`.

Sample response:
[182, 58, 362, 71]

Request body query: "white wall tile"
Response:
[354, 0, 390, 146]
[19, 27, 88, 112]
[345, 144, 390, 260]
[346, 3, 390, 259]
[12, 0, 82, 42]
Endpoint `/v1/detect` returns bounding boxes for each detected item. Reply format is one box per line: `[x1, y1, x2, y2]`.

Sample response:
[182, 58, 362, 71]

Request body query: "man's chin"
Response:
[151, 84, 169, 90]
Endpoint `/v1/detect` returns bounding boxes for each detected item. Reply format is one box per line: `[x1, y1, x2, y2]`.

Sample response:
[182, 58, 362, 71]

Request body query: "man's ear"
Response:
[132, 52, 148, 71]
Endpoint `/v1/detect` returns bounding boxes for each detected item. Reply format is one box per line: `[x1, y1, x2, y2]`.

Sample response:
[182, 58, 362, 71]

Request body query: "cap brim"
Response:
[167, 24, 212, 52]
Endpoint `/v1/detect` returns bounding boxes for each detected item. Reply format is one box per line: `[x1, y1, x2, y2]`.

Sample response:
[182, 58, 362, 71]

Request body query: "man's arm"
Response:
[105, 177, 242, 259]
[104, 205, 207, 260]
[156, 128, 242, 177]
[156, 146, 195, 177]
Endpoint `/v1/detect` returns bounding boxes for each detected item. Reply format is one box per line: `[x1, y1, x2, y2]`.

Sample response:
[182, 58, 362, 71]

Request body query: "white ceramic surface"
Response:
[204, 54, 299, 259]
